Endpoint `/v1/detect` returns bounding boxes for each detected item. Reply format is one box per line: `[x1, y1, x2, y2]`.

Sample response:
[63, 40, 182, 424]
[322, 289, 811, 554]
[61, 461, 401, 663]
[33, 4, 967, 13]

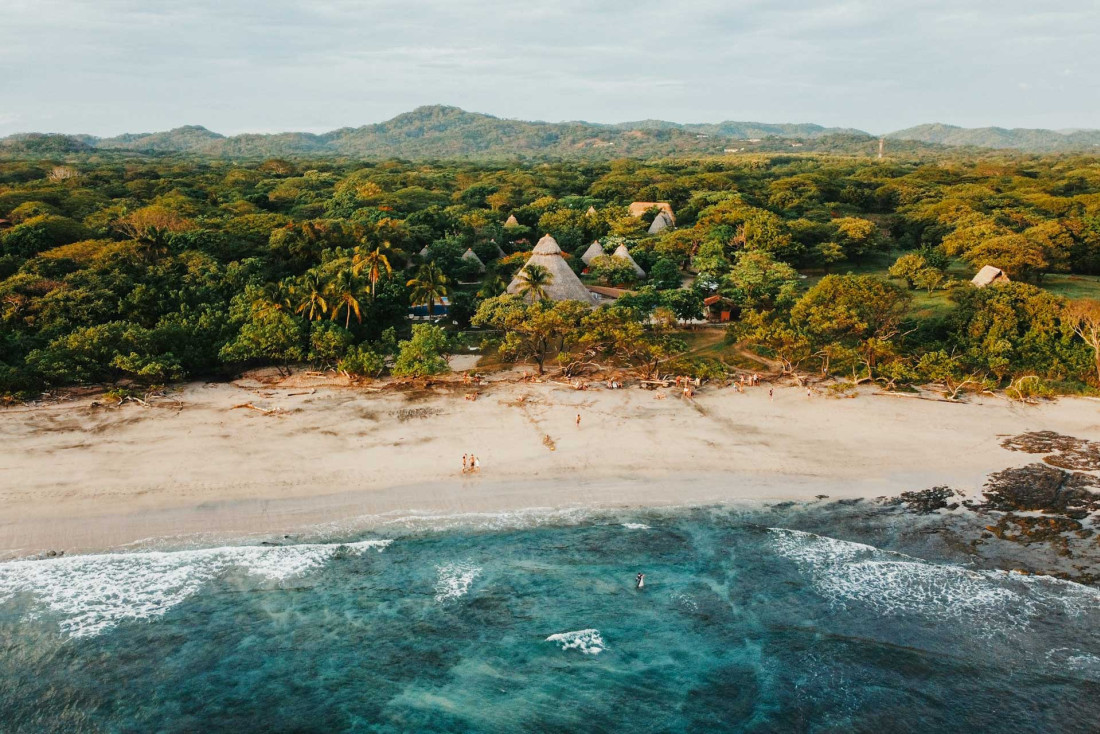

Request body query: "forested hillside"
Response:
[2, 151, 1100, 397]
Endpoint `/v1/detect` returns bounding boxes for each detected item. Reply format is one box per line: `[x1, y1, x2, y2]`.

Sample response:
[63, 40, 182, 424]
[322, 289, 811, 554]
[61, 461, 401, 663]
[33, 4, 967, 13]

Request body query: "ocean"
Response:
[2, 502, 1099, 733]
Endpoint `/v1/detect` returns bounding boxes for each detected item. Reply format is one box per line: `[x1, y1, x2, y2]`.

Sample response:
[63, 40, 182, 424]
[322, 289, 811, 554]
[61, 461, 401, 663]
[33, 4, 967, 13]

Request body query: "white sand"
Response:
[1, 375, 1097, 558]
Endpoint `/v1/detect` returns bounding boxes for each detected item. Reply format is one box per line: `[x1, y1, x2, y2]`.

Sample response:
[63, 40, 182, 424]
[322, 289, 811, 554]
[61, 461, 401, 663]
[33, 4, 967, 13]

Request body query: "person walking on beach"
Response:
[472, 455, 481, 473]
[636, 572, 645, 589]
[769, 387, 774, 401]
[576, 413, 581, 427]
[462, 454, 468, 473]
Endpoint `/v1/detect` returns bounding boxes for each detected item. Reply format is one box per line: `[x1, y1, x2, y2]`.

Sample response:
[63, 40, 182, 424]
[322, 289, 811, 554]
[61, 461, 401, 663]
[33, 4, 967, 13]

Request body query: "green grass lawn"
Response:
[1039, 273, 1100, 301]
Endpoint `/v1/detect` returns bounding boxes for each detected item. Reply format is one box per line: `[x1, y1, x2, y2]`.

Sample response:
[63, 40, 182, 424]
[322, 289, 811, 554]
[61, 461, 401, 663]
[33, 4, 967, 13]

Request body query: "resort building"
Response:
[506, 234, 599, 304]
[612, 244, 647, 277]
[971, 265, 1010, 287]
[581, 241, 605, 266]
[628, 201, 676, 225]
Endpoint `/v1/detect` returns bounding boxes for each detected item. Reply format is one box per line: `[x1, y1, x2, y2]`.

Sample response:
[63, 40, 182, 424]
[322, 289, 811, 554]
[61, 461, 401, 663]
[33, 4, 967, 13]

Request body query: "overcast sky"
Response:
[1, 0, 1098, 137]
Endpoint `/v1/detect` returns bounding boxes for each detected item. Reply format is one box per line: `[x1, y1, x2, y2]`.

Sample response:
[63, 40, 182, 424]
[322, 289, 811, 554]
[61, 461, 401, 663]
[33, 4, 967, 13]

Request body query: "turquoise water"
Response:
[2, 505, 1099, 732]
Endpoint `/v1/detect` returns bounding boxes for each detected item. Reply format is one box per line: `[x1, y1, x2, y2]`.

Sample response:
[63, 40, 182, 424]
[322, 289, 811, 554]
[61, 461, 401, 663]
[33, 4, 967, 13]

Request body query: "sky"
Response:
[1, 0, 1098, 137]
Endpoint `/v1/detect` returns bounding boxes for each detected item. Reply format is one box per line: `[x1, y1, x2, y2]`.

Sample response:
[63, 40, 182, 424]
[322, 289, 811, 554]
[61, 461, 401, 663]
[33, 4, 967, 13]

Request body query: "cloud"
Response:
[0, 0, 1098, 136]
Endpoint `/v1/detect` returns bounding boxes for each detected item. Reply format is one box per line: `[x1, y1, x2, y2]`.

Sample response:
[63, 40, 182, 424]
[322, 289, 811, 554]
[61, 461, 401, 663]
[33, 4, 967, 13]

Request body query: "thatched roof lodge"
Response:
[504, 214, 520, 227]
[462, 248, 485, 272]
[613, 244, 646, 277]
[506, 234, 598, 304]
[971, 265, 1010, 288]
[628, 202, 676, 225]
[581, 241, 605, 266]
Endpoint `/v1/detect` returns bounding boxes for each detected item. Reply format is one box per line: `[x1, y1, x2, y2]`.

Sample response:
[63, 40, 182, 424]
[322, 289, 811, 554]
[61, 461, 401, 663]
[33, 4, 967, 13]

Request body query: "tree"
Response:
[219, 309, 306, 374]
[353, 246, 392, 299]
[1065, 299, 1100, 385]
[964, 234, 1048, 281]
[888, 253, 928, 289]
[472, 295, 586, 374]
[649, 258, 681, 290]
[294, 271, 328, 321]
[790, 274, 911, 380]
[513, 263, 553, 302]
[406, 262, 450, 319]
[327, 269, 367, 328]
[392, 324, 450, 377]
[588, 255, 637, 287]
[722, 250, 799, 310]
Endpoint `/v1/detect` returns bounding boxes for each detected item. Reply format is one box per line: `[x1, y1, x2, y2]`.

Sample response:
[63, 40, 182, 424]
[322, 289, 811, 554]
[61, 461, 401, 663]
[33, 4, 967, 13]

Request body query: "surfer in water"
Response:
[635, 572, 645, 589]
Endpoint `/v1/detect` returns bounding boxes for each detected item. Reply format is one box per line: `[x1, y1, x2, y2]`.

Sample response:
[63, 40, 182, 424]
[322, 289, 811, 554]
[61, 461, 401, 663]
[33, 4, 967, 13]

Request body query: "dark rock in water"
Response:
[887, 486, 956, 514]
[976, 463, 1100, 515]
[987, 514, 1083, 556]
[1000, 431, 1100, 471]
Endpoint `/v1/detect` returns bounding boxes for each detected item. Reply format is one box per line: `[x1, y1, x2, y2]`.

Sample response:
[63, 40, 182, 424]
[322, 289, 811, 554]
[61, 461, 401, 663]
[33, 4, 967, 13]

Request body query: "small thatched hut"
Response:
[971, 265, 1010, 288]
[418, 245, 430, 257]
[504, 214, 520, 227]
[581, 241, 605, 266]
[613, 244, 646, 277]
[586, 206, 598, 217]
[647, 211, 674, 234]
[506, 234, 597, 304]
[462, 248, 485, 272]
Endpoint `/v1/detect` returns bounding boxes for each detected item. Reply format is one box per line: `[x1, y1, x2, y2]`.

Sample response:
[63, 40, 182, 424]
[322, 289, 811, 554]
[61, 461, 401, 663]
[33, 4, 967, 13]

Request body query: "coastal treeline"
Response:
[1, 152, 1100, 396]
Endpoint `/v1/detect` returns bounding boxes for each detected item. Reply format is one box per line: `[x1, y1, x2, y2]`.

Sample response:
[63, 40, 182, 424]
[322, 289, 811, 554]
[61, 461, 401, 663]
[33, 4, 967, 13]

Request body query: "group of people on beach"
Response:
[461, 453, 481, 474]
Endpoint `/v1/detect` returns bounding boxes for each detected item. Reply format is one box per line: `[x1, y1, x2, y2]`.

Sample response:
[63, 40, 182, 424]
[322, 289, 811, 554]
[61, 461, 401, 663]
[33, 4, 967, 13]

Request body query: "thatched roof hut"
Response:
[613, 244, 646, 277]
[628, 202, 675, 224]
[581, 241, 605, 266]
[647, 211, 674, 234]
[586, 206, 598, 217]
[506, 234, 597, 304]
[462, 248, 485, 272]
[419, 245, 430, 257]
[504, 214, 520, 227]
[971, 265, 1009, 288]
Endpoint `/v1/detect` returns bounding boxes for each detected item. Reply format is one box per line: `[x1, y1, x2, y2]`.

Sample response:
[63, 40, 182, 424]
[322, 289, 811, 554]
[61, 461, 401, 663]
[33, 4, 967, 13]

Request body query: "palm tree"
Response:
[477, 272, 507, 299]
[406, 262, 449, 320]
[255, 279, 294, 316]
[515, 264, 553, 302]
[294, 271, 329, 321]
[353, 247, 392, 299]
[327, 269, 367, 328]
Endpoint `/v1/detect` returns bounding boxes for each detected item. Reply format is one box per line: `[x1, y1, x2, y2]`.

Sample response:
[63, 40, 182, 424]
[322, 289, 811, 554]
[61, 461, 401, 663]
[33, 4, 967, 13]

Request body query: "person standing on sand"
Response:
[462, 454, 468, 473]
[576, 413, 581, 427]
[769, 388, 773, 401]
[473, 455, 481, 473]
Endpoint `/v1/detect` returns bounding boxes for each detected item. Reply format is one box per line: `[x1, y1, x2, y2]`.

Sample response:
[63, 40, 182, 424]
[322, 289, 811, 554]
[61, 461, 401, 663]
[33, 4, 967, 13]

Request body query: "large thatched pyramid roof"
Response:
[581, 241, 605, 266]
[613, 244, 646, 277]
[506, 234, 596, 304]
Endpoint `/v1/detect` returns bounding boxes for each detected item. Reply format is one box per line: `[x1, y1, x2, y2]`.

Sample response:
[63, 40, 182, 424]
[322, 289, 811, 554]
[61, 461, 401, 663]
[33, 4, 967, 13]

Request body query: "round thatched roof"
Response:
[613, 244, 646, 277]
[506, 234, 596, 304]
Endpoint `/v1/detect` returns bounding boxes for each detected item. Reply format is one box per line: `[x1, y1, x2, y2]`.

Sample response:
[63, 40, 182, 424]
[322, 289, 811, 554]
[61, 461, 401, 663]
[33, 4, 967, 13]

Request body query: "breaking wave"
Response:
[0, 539, 392, 638]
[769, 528, 1100, 634]
[434, 562, 481, 603]
[546, 629, 606, 655]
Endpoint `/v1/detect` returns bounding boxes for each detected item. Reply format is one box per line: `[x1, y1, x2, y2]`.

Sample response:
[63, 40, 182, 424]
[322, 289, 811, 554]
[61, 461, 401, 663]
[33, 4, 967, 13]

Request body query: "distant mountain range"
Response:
[2, 106, 1098, 159]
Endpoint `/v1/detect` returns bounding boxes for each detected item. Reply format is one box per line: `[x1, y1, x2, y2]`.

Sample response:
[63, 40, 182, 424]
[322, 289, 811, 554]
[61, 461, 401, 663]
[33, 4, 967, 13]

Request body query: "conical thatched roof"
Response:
[506, 234, 596, 304]
[581, 241, 605, 266]
[628, 202, 675, 224]
[647, 211, 673, 234]
[504, 214, 519, 227]
[586, 206, 598, 217]
[613, 244, 646, 277]
[462, 248, 485, 272]
[419, 245, 430, 257]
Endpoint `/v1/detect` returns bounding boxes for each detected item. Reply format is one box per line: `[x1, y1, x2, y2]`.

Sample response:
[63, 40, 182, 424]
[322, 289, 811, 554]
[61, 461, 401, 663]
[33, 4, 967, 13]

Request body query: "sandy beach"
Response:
[2, 371, 1098, 558]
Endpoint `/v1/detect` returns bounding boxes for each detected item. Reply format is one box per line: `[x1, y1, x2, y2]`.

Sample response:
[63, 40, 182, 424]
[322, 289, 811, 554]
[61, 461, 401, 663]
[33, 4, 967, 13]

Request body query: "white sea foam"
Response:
[621, 523, 651, 530]
[769, 528, 1100, 634]
[434, 562, 481, 602]
[546, 629, 606, 655]
[0, 539, 391, 639]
